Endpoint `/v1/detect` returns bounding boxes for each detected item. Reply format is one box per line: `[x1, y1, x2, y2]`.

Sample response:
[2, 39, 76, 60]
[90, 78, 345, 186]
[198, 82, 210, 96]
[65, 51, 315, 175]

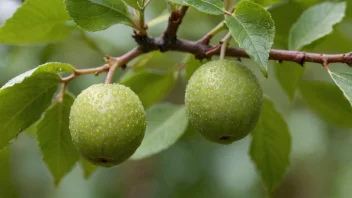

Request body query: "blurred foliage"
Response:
[1, 0, 352, 198]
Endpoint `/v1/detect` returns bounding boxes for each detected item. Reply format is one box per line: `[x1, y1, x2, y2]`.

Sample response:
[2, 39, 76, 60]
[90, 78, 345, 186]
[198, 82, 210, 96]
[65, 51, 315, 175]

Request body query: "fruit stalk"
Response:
[104, 47, 142, 84]
[220, 32, 232, 60]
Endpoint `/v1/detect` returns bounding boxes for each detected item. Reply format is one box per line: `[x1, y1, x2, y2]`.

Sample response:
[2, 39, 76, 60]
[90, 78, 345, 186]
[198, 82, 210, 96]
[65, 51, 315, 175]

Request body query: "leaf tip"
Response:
[261, 69, 269, 78]
[53, 178, 62, 187]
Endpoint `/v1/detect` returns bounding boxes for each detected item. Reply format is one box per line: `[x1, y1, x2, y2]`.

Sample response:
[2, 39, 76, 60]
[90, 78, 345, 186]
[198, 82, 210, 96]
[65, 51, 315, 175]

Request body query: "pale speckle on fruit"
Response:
[69, 84, 146, 167]
[185, 59, 263, 144]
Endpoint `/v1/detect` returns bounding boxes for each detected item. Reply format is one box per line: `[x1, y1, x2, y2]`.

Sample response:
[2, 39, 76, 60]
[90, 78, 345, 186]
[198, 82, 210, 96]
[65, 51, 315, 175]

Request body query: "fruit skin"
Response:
[69, 84, 146, 167]
[185, 59, 263, 144]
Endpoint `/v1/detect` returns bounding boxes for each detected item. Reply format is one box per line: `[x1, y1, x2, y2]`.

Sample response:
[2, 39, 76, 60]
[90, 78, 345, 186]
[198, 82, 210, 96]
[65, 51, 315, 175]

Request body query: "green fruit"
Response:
[185, 59, 263, 144]
[69, 84, 146, 167]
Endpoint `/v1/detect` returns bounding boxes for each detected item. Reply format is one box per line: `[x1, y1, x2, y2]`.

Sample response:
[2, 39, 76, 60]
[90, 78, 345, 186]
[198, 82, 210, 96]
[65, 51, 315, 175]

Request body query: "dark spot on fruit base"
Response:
[220, 136, 230, 141]
[100, 158, 108, 163]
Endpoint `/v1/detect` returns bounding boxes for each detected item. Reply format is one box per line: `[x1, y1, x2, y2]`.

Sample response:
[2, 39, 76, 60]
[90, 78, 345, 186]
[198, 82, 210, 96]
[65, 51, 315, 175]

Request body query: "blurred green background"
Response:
[1, 0, 352, 197]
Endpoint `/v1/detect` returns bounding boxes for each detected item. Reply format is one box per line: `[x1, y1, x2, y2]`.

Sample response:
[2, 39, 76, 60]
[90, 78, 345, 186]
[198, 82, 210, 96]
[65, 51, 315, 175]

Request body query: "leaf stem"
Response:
[144, 0, 152, 7]
[170, 3, 178, 12]
[136, 8, 147, 35]
[131, 16, 145, 34]
[222, 9, 233, 16]
[199, 21, 227, 45]
[140, 8, 145, 29]
[220, 32, 232, 60]
[224, 0, 231, 10]
[56, 83, 67, 103]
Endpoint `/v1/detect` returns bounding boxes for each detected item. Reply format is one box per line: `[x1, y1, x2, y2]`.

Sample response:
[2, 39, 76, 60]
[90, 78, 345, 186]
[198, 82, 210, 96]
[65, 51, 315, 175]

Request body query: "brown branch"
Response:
[133, 34, 352, 66]
[163, 6, 188, 38]
[60, 48, 142, 85]
[60, 5, 352, 86]
[105, 47, 142, 84]
[130, 5, 352, 67]
[61, 64, 109, 83]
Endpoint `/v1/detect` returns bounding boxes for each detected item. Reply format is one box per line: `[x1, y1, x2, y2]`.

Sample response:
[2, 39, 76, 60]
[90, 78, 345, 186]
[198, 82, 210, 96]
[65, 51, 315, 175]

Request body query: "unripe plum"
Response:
[69, 84, 146, 167]
[185, 59, 263, 144]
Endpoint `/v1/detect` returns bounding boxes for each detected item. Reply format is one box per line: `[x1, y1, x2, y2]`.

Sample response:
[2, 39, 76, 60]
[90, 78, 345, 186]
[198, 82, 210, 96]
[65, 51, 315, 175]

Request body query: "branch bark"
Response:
[105, 47, 142, 84]
[163, 6, 189, 39]
[61, 5, 352, 84]
[129, 5, 352, 68]
[133, 34, 352, 66]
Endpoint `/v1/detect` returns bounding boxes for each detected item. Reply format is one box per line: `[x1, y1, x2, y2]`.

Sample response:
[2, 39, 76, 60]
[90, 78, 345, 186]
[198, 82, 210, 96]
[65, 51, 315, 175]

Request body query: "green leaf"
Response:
[79, 158, 97, 179]
[36, 62, 75, 73]
[3, 62, 74, 89]
[295, 0, 324, 7]
[275, 62, 305, 100]
[225, 0, 275, 77]
[64, 0, 134, 32]
[250, 98, 291, 191]
[288, 2, 346, 50]
[145, 0, 153, 7]
[123, 0, 144, 10]
[299, 81, 352, 127]
[130, 51, 159, 69]
[254, 0, 280, 6]
[24, 124, 37, 138]
[0, 67, 62, 150]
[79, 31, 105, 56]
[0, 0, 71, 44]
[131, 103, 188, 160]
[269, 1, 305, 47]
[36, 93, 79, 185]
[0, 148, 17, 198]
[168, 0, 224, 15]
[329, 71, 352, 106]
[184, 54, 202, 80]
[120, 70, 176, 108]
